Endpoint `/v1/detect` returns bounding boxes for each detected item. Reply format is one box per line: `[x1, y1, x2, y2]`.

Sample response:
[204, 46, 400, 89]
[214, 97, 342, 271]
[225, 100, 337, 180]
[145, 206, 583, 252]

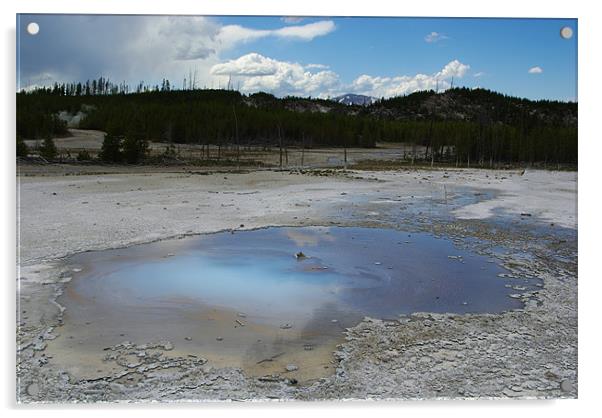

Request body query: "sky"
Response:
[16, 15, 577, 101]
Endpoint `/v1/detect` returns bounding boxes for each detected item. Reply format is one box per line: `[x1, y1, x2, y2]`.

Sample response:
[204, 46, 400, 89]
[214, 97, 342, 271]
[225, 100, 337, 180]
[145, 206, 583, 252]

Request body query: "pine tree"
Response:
[16, 135, 29, 157]
[39, 137, 57, 160]
[99, 135, 122, 163]
[122, 136, 148, 164]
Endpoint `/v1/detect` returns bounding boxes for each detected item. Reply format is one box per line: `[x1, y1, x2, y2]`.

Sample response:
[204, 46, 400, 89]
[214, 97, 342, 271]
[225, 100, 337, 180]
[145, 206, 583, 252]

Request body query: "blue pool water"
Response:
[66, 226, 538, 323]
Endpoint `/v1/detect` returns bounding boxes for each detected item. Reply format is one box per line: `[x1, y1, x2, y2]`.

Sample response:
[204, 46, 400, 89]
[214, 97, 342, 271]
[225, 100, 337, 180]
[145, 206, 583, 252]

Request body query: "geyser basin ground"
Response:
[47, 226, 540, 383]
[17, 168, 577, 401]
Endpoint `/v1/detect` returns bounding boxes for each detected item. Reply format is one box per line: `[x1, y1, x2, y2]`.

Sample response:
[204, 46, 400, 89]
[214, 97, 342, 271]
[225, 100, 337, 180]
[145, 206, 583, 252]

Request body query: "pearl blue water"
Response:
[66, 226, 539, 326]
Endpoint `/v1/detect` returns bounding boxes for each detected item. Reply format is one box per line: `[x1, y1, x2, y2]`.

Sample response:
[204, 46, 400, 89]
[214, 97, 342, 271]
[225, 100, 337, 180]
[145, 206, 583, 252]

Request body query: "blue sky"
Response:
[17, 15, 577, 101]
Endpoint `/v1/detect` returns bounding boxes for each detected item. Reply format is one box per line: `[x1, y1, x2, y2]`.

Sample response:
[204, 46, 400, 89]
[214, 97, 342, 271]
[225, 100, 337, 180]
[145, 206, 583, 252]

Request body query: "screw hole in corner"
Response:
[27, 22, 39, 35]
[560, 26, 573, 40]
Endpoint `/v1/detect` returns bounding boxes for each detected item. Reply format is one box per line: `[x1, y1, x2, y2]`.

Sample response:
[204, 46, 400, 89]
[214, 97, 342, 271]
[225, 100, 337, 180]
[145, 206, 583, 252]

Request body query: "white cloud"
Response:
[211, 53, 281, 77]
[473, 71, 485, 78]
[528, 66, 543, 74]
[349, 74, 434, 97]
[435, 59, 470, 79]
[211, 53, 470, 99]
[281, 17, 305, 24]
[21, 71, 60, 88]
[424, 32, 449, 43]
[305, 63, 330, 70]
[217, 20, 336, 46]
[349, 60, 470, 98]
[211, 53, 340, 97]
[158, 18, 217, 60]
[273, 21, 335, 40]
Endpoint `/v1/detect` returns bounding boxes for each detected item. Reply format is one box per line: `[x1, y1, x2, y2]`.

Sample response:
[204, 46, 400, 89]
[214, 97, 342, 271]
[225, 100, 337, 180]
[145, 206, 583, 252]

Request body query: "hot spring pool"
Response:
[51, 226, 540, 381]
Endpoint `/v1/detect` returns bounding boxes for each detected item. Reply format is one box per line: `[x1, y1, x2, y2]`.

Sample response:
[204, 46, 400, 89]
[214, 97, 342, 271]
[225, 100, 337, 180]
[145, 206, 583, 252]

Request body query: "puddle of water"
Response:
[50, 226, 537, 382]
[315, 186, 499, 226]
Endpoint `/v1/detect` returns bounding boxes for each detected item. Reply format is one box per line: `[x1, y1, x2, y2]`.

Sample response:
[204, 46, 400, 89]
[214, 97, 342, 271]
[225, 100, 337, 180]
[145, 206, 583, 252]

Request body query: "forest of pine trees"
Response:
[16, 79, 577, 166]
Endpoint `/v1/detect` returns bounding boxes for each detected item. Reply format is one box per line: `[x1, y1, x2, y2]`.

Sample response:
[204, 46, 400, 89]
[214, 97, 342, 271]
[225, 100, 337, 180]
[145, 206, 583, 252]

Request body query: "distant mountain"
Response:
[333, 94, 376, 106]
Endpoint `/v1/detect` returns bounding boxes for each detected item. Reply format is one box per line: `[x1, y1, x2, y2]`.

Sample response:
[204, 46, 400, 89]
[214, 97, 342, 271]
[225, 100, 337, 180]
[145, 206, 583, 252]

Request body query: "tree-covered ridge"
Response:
[366, 87, 577, 127]
[16, 81, 577, 165]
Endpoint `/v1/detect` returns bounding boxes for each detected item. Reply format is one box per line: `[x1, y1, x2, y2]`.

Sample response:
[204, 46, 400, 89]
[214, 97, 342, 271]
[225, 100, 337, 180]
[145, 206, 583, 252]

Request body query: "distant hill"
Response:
[333, 94, 376, 106]
[363, 88, 577, 127]
[247, 88, 576, 127]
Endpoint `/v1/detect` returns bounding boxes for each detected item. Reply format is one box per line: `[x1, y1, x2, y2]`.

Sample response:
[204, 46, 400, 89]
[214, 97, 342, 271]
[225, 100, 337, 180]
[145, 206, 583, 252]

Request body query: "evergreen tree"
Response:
[16, 135, 29, 157]
[122, 136, 148, 164]
[99, 135, 122, 163]
[76, 150, 91, 161]
[39, 137, 57, 160]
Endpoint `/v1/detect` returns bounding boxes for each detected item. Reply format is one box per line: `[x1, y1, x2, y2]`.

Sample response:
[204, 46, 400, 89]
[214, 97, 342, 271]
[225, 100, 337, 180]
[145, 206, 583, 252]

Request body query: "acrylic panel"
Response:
[16, 14, 577, 403]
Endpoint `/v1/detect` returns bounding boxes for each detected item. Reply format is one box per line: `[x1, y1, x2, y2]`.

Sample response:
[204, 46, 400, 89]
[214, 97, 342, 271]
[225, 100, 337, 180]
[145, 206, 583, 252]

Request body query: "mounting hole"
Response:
[27, 22, 39, 35]
[560, 26, 573, 39]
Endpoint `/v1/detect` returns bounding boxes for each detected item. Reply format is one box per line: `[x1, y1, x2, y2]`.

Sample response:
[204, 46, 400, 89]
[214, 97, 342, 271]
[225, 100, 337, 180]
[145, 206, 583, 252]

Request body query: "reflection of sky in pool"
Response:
[67, 226, 539, 324]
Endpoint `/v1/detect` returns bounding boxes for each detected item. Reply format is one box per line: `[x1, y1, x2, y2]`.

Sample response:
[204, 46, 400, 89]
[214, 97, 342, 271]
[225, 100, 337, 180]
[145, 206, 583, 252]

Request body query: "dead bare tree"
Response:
[232, 104, 239, 169]
[277, 123, 283, 169]
[301, 133, 305, 167]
